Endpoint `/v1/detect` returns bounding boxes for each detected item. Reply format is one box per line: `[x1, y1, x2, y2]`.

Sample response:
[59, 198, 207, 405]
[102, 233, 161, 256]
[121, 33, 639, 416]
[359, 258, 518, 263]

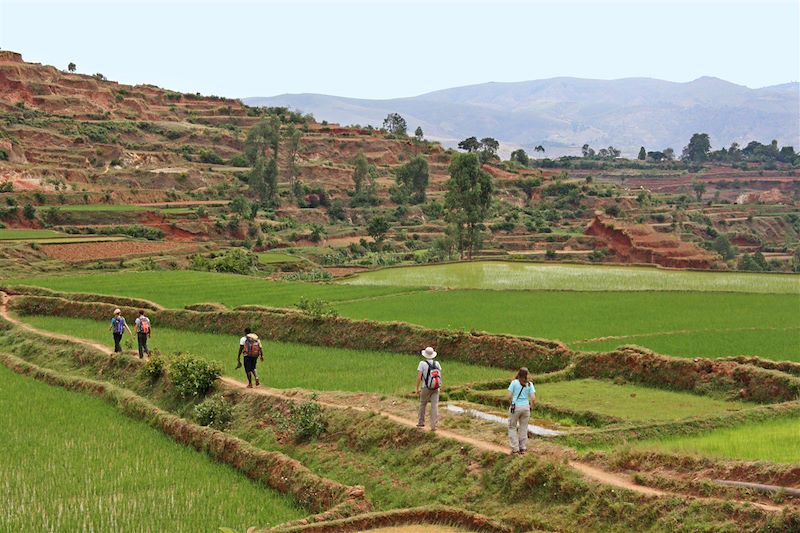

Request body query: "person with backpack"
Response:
[235, 327, 264, 388]
[415, 346, 441, 431]
[507, 367, 536, 455]
[134, 310, 151, 359]
[109, 308, 133, 353]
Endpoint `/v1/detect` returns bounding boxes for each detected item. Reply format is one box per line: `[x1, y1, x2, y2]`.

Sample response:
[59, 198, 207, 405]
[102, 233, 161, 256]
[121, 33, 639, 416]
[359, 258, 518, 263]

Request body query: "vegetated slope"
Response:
[0, 50, 448, 206]
[0, 363, 303, 531]
[247, 76, 800, 156]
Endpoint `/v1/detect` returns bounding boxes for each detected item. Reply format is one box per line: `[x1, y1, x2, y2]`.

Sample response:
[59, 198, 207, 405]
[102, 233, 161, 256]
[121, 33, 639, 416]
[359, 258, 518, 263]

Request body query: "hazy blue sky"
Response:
[1, 0, 798, 99]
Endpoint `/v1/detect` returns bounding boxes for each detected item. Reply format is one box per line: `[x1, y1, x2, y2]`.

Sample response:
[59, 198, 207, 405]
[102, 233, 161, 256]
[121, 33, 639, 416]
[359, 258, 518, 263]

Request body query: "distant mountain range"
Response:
[244, 77, 800, 157]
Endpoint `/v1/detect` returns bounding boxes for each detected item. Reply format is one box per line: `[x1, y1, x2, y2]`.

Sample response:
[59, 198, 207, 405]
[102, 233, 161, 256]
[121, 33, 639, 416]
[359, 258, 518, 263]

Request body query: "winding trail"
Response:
[0, 292, 784, 512]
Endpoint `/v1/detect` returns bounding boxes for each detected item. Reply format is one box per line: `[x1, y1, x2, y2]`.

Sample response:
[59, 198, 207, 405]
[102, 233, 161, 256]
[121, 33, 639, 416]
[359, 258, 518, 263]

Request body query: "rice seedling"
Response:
[628, 416, 800, 463]
[0, 364, 304, 532]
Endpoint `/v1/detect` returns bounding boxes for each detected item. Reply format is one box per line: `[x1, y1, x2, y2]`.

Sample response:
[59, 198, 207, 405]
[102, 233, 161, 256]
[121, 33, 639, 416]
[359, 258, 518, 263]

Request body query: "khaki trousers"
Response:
[418, 388, 439, 429]
[508, 405, 530, 452]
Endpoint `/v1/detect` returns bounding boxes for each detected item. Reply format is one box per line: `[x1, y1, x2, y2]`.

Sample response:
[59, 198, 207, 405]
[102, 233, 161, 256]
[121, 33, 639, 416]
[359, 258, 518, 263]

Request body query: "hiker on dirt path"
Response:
[507, 367, 536, 455]
[415, 346, 441, 432]
[134, 310, 151, 359]
[236, 327, 264, 388]
[109, 308, 133, 354]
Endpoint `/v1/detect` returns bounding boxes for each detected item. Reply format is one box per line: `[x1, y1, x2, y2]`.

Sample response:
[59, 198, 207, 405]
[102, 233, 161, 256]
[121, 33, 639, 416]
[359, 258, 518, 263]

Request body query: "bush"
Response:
[168, 353, 222, 397]
[194, 395, 233, 429]
[275, 395, 326, 443]
[295, 297, 338, 318]
[199, 150, 224, 165]
[140, 355, 166, 380]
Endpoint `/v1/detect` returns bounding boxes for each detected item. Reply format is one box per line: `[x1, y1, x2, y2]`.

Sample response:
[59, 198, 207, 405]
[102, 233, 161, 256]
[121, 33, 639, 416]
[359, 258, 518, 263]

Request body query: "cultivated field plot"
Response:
[0, 364, 303, 532]
[481, 378, 746, 422]
[41, 241, 195, 262]
[15, 315, 508, 394]
[0, 229, 66, 240]
[257, 251, 303, 264]
[342, 261, 800, 294]
[7, 271, 422, 309]
[7, 269, 799, 361]
[629, 416, 800, 464]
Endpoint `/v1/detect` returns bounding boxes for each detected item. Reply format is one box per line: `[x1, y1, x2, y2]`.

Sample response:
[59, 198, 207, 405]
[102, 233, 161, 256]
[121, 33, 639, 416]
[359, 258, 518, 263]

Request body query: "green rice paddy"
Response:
[629, 417, 800, 464]
[15, 315, 508, 394]
[0, 364, 303, 532]
[0, 228, 66, 240]
[484, 378, 745, 422]
[257, 252, 302, 264]
[7, 269, 798, 361]
[343, 261, 800, 294]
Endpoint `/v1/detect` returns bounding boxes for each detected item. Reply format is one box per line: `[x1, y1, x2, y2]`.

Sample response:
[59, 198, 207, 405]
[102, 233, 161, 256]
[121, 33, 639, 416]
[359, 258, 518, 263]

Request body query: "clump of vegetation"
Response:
[168, 353, 222, 397]
[140, 355, 166, 380]
[295, 297, 338, 318]
[189, 248, 258, 275]
[274, 395, 326, 442]
[194, 395, 233, 429]
[282, 270, 332, 282]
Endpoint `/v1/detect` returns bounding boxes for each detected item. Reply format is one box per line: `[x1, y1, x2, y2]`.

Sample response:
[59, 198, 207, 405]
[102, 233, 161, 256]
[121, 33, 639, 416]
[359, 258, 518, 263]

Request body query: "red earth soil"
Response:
[41, 241, 197, 262]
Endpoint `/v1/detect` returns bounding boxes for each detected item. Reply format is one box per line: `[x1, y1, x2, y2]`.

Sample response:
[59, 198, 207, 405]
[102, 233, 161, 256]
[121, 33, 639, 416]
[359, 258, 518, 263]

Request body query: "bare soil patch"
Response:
[42, 241, 195, 262]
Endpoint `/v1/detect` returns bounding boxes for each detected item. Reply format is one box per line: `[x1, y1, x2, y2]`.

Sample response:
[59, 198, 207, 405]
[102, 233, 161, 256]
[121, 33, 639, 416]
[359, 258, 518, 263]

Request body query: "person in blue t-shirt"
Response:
[507, 367, 536, 454]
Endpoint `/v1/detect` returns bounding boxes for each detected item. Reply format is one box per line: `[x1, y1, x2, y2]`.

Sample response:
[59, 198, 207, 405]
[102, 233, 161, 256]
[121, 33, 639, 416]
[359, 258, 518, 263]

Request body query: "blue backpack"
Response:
[112, 317, 125, 334]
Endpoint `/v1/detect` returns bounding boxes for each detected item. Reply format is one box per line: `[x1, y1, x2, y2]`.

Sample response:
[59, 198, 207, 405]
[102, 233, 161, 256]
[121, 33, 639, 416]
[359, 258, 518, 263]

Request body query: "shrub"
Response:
[295, 297, 338, 318]
[275, 395, 326, 443]
[23, 203, 36, 220]
[199, 150, 224, 165]
[168, 353, 222, 397]
[140, 355, 166, 380]
[194, 395, 233, 429]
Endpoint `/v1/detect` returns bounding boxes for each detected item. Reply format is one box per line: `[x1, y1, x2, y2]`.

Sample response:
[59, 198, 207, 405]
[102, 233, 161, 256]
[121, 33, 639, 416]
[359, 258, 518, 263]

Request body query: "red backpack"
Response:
[425, 360, 441, 390]
[244, 337, 262, 357]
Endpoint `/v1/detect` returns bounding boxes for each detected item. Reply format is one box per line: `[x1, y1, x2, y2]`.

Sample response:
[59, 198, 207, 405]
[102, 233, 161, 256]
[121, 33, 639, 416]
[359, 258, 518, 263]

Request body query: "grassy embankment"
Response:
[0, 364, 303, 532]
[15, 315, 508, 394]
[7, 269, 799, 361]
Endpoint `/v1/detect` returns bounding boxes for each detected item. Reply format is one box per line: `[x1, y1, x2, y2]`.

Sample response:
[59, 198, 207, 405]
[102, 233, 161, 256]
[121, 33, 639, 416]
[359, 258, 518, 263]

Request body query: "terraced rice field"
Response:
[482, 379, 745, 422]
[629, 417, 800, 463]
[257, 252, 303, 264]
[342, 261, 800, 294]
[0, 364, 303, 531]
[15, 315, 508, 394]
[0, 228, 67, 240]
[7, 269, 799, 361]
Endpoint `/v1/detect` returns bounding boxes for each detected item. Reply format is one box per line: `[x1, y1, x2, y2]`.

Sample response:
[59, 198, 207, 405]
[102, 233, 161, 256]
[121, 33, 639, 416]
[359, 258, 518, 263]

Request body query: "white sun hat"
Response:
[421, 346, 437, 359]
[113, 308, 121, 314]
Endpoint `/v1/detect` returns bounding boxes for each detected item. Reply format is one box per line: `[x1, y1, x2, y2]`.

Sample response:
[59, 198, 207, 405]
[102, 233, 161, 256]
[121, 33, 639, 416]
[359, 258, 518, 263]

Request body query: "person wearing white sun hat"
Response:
[415, 346, 442, 431]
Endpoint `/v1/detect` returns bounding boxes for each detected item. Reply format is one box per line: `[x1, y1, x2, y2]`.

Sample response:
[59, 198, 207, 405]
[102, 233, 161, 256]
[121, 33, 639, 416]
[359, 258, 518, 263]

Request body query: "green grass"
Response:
[0, 228, 66, 240]
[628, 417, 800, 463]
[257, 252, 302, 264]
[5, 270, 423, 309]
[343, 261, 800, 294]
[336, 290, 800, 361]
[577, 328, 800, 360]
[484, 379, 745, 422]
[8, 270, 799, 361]
[0, 364, 303, 532]
[16, 315, 507, 394]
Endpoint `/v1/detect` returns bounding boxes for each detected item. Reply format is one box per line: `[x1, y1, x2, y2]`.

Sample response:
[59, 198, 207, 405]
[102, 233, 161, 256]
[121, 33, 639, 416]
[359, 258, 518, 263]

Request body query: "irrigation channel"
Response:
[445, 404, 563, 437]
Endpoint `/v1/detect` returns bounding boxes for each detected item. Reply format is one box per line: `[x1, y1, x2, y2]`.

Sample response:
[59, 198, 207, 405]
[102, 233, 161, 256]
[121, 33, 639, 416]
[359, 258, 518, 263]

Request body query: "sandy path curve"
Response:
[0, 292, 783, 512]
